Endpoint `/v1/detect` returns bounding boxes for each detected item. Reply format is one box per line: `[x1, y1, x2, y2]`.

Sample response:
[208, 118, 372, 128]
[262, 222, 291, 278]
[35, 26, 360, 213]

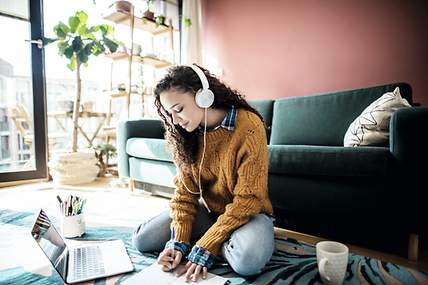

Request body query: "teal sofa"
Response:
[118, 82, 428, 252]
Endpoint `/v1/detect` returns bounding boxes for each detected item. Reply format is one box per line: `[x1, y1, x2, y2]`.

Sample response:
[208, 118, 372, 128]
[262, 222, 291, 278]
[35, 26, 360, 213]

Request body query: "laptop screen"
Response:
[31, 209, 68, 280]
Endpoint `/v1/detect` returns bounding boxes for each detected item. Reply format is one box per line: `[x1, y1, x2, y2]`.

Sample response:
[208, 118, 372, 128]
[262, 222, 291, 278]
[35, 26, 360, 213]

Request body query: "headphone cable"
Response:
[179, 108, 211, 212]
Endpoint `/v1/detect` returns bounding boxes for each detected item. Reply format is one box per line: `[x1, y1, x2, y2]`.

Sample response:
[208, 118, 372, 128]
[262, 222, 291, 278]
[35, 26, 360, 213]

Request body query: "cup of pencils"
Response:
[57, 195, 86, 238]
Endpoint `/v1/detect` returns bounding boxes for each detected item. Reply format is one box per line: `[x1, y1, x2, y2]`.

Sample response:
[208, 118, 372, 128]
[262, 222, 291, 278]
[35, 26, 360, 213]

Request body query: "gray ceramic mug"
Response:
[316, 241, 349, 285]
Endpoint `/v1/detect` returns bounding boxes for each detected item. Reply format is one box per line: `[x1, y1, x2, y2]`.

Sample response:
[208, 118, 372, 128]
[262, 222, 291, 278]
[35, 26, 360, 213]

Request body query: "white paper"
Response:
[122, 263, 229, 285]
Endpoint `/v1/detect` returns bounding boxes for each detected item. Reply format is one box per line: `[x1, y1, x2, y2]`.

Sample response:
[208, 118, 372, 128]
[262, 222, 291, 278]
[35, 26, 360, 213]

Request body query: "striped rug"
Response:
[1, 208, 427, 285]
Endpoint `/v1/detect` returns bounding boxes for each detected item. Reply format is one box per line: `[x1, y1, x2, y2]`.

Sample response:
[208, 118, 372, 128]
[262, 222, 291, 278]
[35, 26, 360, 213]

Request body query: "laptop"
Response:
[31, 209, 134, 284]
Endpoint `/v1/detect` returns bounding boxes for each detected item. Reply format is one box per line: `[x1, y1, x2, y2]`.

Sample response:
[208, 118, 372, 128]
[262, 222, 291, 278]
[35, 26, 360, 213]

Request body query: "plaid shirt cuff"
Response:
[164, 240, 189, 256]
[187, 245, 215, 269]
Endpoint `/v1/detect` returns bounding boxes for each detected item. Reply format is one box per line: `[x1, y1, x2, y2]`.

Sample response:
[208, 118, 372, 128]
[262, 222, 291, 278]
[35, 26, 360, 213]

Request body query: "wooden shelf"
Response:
[103, 90, 142, 98]
[102, 10, 171, 35]
[105, 52, 172, 68]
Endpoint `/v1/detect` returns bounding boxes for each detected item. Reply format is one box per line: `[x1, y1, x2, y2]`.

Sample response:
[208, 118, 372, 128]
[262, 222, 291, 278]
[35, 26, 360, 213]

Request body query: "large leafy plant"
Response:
[44, 11, 119, 152]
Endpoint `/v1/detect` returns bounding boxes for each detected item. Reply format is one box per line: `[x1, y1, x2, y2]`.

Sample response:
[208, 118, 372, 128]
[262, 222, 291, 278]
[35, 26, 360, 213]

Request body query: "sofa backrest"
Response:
[248, 99, 274, 141]
[270, 82, 412, 146]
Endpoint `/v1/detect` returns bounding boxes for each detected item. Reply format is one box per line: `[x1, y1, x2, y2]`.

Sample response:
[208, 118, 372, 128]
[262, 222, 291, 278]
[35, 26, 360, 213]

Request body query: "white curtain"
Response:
[181, 0, 202, 65]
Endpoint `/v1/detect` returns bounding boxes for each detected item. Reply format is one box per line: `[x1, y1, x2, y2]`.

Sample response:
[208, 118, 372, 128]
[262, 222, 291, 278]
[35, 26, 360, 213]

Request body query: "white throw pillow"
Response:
[343, 87, 411, 147]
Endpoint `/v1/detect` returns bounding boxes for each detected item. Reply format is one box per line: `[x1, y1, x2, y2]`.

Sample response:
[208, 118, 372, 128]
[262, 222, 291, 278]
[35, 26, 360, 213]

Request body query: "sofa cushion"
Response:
[270, 83, 412, 146]
[249, 100, 274, 142]
[268, 145, 392, 177]
[126, 138, 173, 162]
[344, 87, 411, 147]
[129, 157, 176, 187]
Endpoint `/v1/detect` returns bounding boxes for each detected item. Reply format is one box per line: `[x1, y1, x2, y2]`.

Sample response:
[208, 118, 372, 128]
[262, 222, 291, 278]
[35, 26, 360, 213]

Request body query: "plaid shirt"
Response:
[200, 106, 237, 132]
[187, 245, 215, 268]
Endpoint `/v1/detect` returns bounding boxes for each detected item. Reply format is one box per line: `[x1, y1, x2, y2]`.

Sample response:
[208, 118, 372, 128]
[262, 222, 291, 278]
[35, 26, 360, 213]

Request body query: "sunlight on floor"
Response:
[0, 177, 170, 229]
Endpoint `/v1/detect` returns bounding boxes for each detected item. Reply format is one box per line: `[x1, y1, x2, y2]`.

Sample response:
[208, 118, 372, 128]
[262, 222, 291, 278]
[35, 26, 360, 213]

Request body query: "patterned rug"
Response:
[0, 187, 427, 285]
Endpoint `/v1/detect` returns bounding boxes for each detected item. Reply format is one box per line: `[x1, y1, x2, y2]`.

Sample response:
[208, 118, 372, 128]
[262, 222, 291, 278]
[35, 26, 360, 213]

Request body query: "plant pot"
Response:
[48, 151, 99, 185]
[143, 10, 154, 20]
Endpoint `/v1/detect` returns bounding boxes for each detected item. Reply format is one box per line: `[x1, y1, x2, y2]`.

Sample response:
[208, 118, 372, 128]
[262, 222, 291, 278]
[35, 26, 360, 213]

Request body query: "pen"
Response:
[170, 223, 174, 270]
[57, 195, 63, 214]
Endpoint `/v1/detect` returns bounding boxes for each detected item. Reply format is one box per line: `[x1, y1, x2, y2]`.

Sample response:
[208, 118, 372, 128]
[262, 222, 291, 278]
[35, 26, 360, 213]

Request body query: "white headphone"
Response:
[188, 64, 215, 108]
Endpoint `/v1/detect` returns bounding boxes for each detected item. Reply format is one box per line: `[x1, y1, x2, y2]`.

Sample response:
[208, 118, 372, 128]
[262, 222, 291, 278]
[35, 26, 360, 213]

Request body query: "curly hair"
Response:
[154, 64, 264, 172]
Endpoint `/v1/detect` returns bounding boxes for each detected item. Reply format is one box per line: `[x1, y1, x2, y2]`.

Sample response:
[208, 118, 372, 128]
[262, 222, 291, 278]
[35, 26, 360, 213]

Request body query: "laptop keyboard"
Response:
[73, 246, 105, 280]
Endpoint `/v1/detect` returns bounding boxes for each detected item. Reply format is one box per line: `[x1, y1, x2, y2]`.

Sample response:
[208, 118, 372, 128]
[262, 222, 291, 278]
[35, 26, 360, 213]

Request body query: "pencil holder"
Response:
[61, 213, 85, 238]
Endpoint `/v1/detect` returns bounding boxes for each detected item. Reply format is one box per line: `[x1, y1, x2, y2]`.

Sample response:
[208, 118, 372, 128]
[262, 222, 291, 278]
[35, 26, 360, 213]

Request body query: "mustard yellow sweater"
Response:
[170, 109, 273, 256]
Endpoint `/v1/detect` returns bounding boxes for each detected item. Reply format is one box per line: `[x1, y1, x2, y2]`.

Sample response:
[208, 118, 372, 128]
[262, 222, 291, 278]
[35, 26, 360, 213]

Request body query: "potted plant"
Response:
[183, 17, 192, 27]
[44, 11, 119, 185]
[155, 14, 165, 26]
[93, 143, 117, 177]
[143, 0, 155, 20]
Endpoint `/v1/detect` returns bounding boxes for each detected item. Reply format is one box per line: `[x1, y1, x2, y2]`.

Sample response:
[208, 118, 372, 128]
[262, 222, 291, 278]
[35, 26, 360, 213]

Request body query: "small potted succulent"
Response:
[155, 14, 165, 26]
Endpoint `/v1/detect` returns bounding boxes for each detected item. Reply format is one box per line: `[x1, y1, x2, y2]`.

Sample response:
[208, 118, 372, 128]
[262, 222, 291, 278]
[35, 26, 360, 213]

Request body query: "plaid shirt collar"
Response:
[219, 105, 237, 131]
[199, 106, 237, 132]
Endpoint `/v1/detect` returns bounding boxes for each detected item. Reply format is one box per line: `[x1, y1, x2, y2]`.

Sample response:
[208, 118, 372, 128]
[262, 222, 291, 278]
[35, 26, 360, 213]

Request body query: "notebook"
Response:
[30, 209, 134, 284]
[123, 262, 229, 285]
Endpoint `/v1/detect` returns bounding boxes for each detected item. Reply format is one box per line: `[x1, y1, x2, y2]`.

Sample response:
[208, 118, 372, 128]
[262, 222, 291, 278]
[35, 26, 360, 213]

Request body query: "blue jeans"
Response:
[132, 203, 275, 276]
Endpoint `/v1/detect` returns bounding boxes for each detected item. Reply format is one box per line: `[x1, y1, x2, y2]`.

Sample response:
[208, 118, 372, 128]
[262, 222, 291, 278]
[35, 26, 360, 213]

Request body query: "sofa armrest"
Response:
[117, 118, 164, 177]
[390, 107, 428, 167]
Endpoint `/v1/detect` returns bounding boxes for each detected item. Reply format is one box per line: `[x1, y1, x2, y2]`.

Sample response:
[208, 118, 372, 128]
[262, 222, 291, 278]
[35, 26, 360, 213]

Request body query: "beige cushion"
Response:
[344, 87, 411, 147]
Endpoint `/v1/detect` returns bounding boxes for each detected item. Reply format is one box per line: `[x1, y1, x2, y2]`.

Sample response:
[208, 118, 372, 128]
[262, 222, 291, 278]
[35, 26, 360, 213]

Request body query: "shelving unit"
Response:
[101, 3, 175, 144]
[99, 3, 176, 175]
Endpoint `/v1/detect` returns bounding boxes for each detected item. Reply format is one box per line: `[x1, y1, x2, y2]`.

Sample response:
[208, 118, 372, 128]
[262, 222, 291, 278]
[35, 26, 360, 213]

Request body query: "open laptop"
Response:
[31, 209, 134, 284]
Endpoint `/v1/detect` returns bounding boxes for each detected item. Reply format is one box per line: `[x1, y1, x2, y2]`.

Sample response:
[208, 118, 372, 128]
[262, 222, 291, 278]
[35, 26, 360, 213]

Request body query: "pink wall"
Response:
[202, 0, 428, 106]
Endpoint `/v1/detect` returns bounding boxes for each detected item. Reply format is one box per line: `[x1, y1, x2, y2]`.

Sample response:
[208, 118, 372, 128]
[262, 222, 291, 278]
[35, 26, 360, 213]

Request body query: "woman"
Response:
[132, 64, 274, 282]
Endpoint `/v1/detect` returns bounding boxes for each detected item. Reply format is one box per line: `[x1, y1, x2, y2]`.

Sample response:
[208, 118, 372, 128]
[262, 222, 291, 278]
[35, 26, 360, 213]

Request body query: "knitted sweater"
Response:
[170, 109, 273, 256]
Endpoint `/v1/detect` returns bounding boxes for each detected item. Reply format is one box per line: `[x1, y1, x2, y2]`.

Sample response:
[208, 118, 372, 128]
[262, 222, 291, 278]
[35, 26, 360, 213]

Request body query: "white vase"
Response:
[48, 151, 99, 185]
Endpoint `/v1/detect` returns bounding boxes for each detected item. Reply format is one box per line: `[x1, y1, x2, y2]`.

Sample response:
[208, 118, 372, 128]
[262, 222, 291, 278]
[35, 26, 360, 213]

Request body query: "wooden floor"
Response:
[2, 176, 428, 272]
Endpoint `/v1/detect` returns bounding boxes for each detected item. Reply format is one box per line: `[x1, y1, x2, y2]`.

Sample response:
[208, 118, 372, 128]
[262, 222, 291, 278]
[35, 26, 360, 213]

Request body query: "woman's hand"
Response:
[157, 248, 182, 271]
[176, 260, 208, 282]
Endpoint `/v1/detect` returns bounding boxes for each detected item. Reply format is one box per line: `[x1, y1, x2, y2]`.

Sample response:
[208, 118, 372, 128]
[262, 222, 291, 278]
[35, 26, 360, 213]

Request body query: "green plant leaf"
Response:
[58, 40, 68, 52]
[85, 32, 96, 41]
[69, 16, 80, 33]
[99, 24, 113, 37]
[77, 25, 88, 36]
[67, 55, 77, 71]
[84, 42, 94, 54]
[71, 36, 83, 52]
[43, 37, 58, 45]
[103, 37, 119, 53]
[76, 11, 88, 26]
[92, 42, 105, 56]
[53, 22, 69, 39]
[78, 49, 89, 64]
[89, 25, 100, 33]
[64, 46, 74, 59]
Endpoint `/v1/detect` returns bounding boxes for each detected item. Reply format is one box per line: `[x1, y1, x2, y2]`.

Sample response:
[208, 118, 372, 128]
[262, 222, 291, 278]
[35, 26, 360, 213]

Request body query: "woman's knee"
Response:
[227, 246, 274, 276]
[223, 214, 275, 275]
[132, 222, 151, 253]
[132, 211, 171, 253]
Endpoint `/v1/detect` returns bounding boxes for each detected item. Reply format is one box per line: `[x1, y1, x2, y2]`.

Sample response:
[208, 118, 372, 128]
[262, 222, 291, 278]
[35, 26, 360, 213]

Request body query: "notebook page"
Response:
[123, 263, 228, 285]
